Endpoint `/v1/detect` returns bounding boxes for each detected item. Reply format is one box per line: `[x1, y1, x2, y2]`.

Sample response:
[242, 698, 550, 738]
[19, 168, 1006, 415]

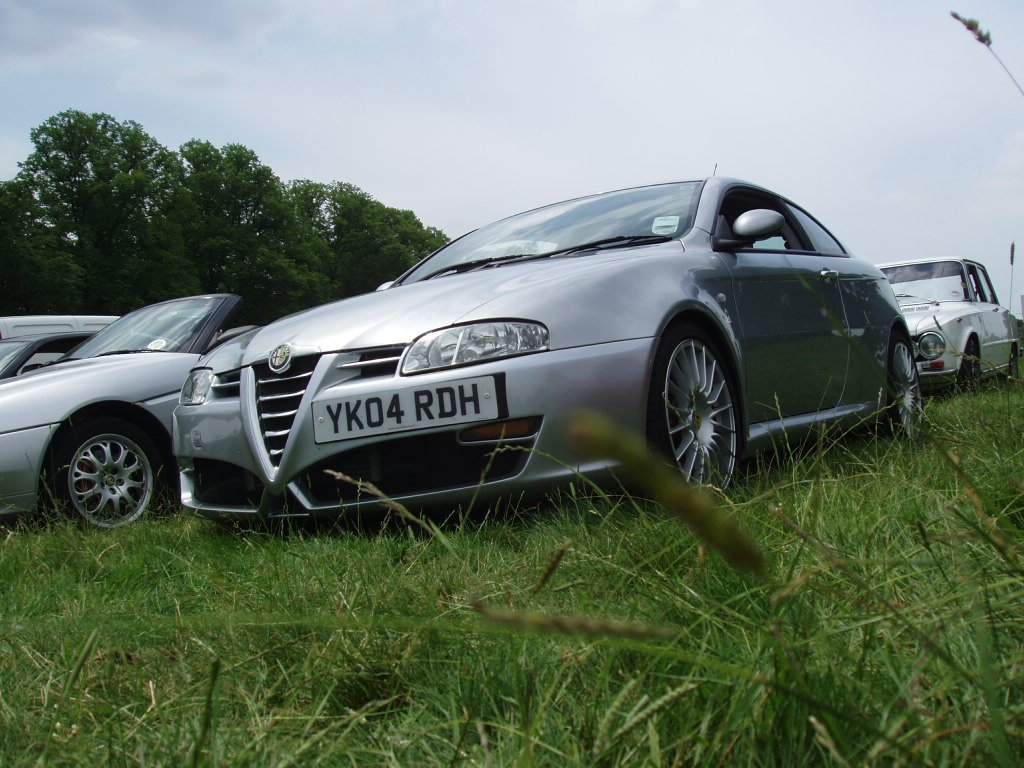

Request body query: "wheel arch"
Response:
[44, 402, 174, 483]
[651, 307, 747, 450]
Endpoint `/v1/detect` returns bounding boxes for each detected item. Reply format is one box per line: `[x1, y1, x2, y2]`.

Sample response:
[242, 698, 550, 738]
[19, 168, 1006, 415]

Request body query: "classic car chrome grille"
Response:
[253, 355, 319, 466]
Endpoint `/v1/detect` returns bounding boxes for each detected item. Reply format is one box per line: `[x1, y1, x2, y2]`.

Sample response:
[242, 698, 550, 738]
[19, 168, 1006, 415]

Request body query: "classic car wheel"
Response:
[50, 418, 162, 528]
[957, 336, 982, 390]
[886, 332, 922, 437]
[647, 324, 739, 487]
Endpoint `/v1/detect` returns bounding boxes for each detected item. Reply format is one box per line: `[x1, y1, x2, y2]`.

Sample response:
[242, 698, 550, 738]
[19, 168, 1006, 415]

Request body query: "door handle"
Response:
[819, 268, 839, 280]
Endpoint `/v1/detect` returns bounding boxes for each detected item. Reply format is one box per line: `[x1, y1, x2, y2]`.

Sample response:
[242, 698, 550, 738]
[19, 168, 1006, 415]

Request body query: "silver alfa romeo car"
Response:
[0, 294, 246, 527]
[175, 177, 920, 523]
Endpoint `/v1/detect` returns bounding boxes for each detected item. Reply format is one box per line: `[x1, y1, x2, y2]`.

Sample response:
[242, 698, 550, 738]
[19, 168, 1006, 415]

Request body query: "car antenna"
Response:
[712, 162, 718, 177]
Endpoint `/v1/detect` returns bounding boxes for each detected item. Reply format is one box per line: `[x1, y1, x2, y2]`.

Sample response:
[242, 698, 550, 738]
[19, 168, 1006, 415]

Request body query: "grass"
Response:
[1, 382, 1022, 765]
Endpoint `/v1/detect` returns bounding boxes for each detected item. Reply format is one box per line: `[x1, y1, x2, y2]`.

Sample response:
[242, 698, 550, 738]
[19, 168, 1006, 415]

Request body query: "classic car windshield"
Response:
[881, 261, 970, 302]
[66, 296, 221, 359]
[400, 181, 703, 284]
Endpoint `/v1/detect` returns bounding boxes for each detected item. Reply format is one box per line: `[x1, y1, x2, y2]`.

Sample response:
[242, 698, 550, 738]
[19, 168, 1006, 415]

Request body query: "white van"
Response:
[0, 315, 118, 339]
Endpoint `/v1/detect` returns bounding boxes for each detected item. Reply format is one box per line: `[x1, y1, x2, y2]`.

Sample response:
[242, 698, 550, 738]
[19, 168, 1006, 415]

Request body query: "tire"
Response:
[957, 336, 982, 390]
[1007, 346, 1019, 382]
[49, 417, 163, 528]
[886, 331, 922, 438]
[646, 323, 740, 487]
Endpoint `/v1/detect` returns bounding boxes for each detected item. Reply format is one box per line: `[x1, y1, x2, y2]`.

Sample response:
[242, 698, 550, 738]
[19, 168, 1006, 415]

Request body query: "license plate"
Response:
[312, 375, 503, 443]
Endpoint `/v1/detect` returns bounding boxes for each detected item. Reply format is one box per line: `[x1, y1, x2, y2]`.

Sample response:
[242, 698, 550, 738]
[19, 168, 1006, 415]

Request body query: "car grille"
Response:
[300, 430, 532, 505]
[254, 355, 320, 466]
[253, 347, 405, 467]
[211, 369, 241, 399]
[192, 458, 265, 507]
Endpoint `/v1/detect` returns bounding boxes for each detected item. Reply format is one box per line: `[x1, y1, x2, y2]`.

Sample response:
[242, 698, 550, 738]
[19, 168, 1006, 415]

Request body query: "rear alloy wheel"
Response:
[50, 418, 162, 528]
[886, 332, 922, 437]
[957, 336, 982, 390]
[647, 324, 739, 487]
[1007, 346, 1019, 382]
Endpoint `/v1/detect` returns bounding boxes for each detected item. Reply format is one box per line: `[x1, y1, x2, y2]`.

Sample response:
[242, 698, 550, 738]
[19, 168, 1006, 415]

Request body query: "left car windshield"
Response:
[399, 181, 703, 285]
[0, 340, 30, 370]
[67, 296, 221, 359]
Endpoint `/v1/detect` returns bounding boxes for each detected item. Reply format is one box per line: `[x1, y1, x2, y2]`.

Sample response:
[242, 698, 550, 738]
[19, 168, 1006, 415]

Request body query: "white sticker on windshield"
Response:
[651, 216, 679, 235]
[147, 338, 168, 351]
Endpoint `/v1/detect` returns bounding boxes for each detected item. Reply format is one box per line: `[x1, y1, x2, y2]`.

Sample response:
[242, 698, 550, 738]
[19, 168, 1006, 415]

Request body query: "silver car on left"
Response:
[0, 294, 244, 527]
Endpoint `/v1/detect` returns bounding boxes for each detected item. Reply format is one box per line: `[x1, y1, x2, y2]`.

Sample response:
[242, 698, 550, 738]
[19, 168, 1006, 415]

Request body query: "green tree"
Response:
[178, 141, 323, 325]
[0, 178, 82, 313]
[16, 110, 198, 313]
[288, 180, 447, 299]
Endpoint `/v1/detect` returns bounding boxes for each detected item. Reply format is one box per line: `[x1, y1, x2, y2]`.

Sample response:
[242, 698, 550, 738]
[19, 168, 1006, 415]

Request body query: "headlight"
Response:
[916, 331, 946, 360]
[179, 368, 214, 405]
[402, 321, 549, 374]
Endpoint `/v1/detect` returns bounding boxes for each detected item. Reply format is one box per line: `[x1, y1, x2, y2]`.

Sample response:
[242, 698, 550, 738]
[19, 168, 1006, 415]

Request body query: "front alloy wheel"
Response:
[887, 333, 922, 437]
[650, 327, 739, 486]
[51, 418, 161, 527]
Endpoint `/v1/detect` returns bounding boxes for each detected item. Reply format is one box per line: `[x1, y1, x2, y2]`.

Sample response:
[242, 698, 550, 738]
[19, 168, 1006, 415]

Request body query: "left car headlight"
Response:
[402, 321, 549, 374]
[179, 368, 215, 405]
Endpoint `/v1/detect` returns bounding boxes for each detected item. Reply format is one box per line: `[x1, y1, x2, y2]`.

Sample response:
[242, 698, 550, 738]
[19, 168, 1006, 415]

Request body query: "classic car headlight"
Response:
[402, 321, 549, 374]
[916, 331, 946, 360]
[179, 368, 215, 405]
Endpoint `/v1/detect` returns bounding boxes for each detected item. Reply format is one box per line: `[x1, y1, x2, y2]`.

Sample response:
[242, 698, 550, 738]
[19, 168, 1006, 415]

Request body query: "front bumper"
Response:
[0, 423, 59, 516]
[915, 353, 960, 391]
[176, 338, 657, 520]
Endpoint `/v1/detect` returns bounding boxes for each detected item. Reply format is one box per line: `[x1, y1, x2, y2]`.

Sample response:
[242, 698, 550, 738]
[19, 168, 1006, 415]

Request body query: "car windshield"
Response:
[0, 340, 30, 370]
[881, 261, 970, 302]
[399, 181, 703, 285]
[66, 296, 221, 360]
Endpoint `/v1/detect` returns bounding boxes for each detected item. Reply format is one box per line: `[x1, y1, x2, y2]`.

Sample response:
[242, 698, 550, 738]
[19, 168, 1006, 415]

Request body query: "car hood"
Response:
[205, 243, 691, 371]
[0, 352, 198, 433]
[896, 296, 977, 335]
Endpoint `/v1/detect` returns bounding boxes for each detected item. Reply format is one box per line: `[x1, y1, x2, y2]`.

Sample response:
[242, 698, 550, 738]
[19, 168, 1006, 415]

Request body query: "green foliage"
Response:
[0, 110, 448, 322]
[1, 384, 1022, 765]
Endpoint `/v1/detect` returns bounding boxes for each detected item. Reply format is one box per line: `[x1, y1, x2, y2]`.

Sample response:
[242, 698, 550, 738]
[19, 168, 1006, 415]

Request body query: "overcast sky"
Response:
[3, 0, 1023, 316]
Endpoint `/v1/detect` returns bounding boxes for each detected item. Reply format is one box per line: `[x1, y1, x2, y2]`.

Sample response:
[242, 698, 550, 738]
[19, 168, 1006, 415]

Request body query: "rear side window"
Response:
[787, 204, 846, 255]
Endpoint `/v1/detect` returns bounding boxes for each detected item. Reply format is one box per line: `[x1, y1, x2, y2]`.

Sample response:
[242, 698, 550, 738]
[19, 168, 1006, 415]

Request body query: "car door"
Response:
[966, 261, 1014, 371]
[713, 188, 850, 424]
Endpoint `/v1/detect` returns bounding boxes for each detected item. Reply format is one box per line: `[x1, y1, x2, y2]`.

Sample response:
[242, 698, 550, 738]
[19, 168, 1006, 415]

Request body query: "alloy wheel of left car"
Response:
[51, 418, 162, 528]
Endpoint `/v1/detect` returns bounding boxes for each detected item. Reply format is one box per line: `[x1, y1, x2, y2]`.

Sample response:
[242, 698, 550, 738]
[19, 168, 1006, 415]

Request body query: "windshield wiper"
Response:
[545, 234, 673, 256]
[93, 348, 167, 358]
[421, 235, 674, 281]
[421, 253, 552, 281]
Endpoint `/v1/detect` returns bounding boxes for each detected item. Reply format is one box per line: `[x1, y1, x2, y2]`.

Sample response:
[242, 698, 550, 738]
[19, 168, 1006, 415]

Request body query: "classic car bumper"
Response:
[915, 353, 960, 391]
[176, 337, 657, 520]
[0, 423, 59, 516]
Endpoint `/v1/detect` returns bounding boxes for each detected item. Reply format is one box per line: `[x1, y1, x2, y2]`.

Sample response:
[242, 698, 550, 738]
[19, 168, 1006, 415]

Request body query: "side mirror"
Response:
[712, 209, 785, 251]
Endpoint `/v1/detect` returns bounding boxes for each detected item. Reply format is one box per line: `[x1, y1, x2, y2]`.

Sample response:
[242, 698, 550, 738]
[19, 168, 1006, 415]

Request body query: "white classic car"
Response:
[879, 258, 1019, 391]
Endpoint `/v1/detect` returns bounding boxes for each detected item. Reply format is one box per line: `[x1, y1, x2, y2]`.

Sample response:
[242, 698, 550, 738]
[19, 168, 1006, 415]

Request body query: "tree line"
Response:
[0, 110, 449, 325]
